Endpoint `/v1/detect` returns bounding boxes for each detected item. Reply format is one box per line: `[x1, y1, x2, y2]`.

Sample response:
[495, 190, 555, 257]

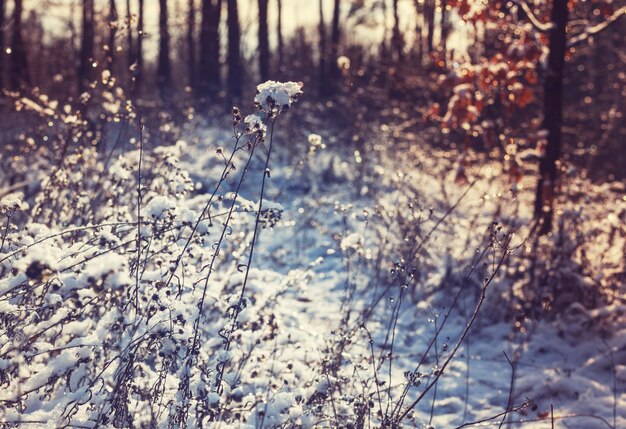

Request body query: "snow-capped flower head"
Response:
[0, 196, 26, 214]
[308, 133, 322, 147]
[337, 55, 351, 72]
[307, 133, 325, 156]
[244, 113, 267, 140]
[254, 81, 302, 117]
[232, 106, 242, 126]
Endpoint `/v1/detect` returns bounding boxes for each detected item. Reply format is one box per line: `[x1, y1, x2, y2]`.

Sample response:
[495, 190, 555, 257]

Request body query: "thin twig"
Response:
[134, 113, 144, 312]
[397, 233, 513, 422]
[453, 400, 531, 428]
[498, 351, 516, 429]
[216, 119, 278, 390]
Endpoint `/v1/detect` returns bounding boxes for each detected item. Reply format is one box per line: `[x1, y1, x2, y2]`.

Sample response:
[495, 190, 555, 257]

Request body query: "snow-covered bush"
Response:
[0, 82, 312, 428]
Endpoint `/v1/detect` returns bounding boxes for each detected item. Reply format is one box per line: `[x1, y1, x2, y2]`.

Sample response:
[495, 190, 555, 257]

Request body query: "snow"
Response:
[0, 196, 26, 212]
[254, 81, 303, 116]
[0, 82, 623, 429]
[244, 113, 268, 138]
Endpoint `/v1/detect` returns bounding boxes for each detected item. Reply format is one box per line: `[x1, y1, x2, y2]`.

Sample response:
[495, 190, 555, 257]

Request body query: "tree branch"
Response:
[567, 6, 626, 48]
[510, 0, 554, 32]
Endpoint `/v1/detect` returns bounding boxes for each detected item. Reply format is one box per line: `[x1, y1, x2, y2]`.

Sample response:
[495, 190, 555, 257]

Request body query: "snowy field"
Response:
[1, 82, 624, 428]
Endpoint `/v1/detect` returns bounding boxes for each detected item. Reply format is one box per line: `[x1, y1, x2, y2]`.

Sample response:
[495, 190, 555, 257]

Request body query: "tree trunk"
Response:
[379, 0, 388, 59]
[413, 0, 423, 64]
[276, 0, 283, 74]
[318, 0, 327, 95]
[157, 0, 172, 99]
[392, 0, 403, 61]
[108, 0, 118, 69]
[78, 0, 94, 93]
[227, 0, 241, 100]
[29, 11, 44, 86]
[330, 0, 341, 80]
[199, 0, 222, 97]
[188, 0, 196, 89]
[134, 0, 144, 93]
[425, 0, 435, 54]
[440, 0, 448, 62]
[68, 2, 78, 71]
[126, 0, 133, 68]
[0, 0, 5, 90]
[534, 0, 568, 234]
[258, 0, 269, 81]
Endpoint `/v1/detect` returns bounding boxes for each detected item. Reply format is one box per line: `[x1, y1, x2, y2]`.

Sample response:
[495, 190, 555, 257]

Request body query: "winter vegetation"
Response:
[0, 0, 625, 428]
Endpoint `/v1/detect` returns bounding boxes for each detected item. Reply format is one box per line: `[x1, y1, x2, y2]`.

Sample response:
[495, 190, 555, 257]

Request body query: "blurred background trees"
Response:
[439, 0, 624, 233]
[0, 0, 623, 232]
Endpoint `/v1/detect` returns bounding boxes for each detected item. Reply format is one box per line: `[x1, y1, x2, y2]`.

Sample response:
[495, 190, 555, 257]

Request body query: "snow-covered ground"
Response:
[0, 83, 624, 428]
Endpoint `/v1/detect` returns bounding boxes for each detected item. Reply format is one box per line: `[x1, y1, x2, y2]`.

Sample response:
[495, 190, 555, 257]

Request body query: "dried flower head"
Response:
[307, 133, 325, 156]
[244, 114, 267, 140]
[254, 81, 302, 117]
[232, 106, 242, 126]
[0, 197, 26, 214]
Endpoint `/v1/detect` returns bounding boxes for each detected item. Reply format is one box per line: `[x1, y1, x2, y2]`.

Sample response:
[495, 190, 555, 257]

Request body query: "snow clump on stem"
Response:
[254, 81, 303, 117]
[244, 113, 268, 140]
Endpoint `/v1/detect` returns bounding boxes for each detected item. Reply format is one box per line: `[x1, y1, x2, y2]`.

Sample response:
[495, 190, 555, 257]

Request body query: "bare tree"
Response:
[440, 0, 449, 61]
[188, 0, 196, 88]
[9, 0, 30, 90]
[108, 0, 118, 68]
[157, 0, 172, 99]
[318, 0, 327, 94]
[78, 0, 94, 93]
[258, 0, 269, 81]
[0, 0, 5, 90]
[534, 0, 568, 234]
[126, 0, 133, 68]
[199, 0, 222, 97]
[392, 0, 403, 61]
[379, 0, 389, 59]
[134, 0, 144, 93]
[329, 0, 340, 80]
[227, 0, 241, 100]
[27, 10, 43, 86]
[424, 0, 435, 54]
[276, 0, 283, 73]
[413, 0, 423, 64]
